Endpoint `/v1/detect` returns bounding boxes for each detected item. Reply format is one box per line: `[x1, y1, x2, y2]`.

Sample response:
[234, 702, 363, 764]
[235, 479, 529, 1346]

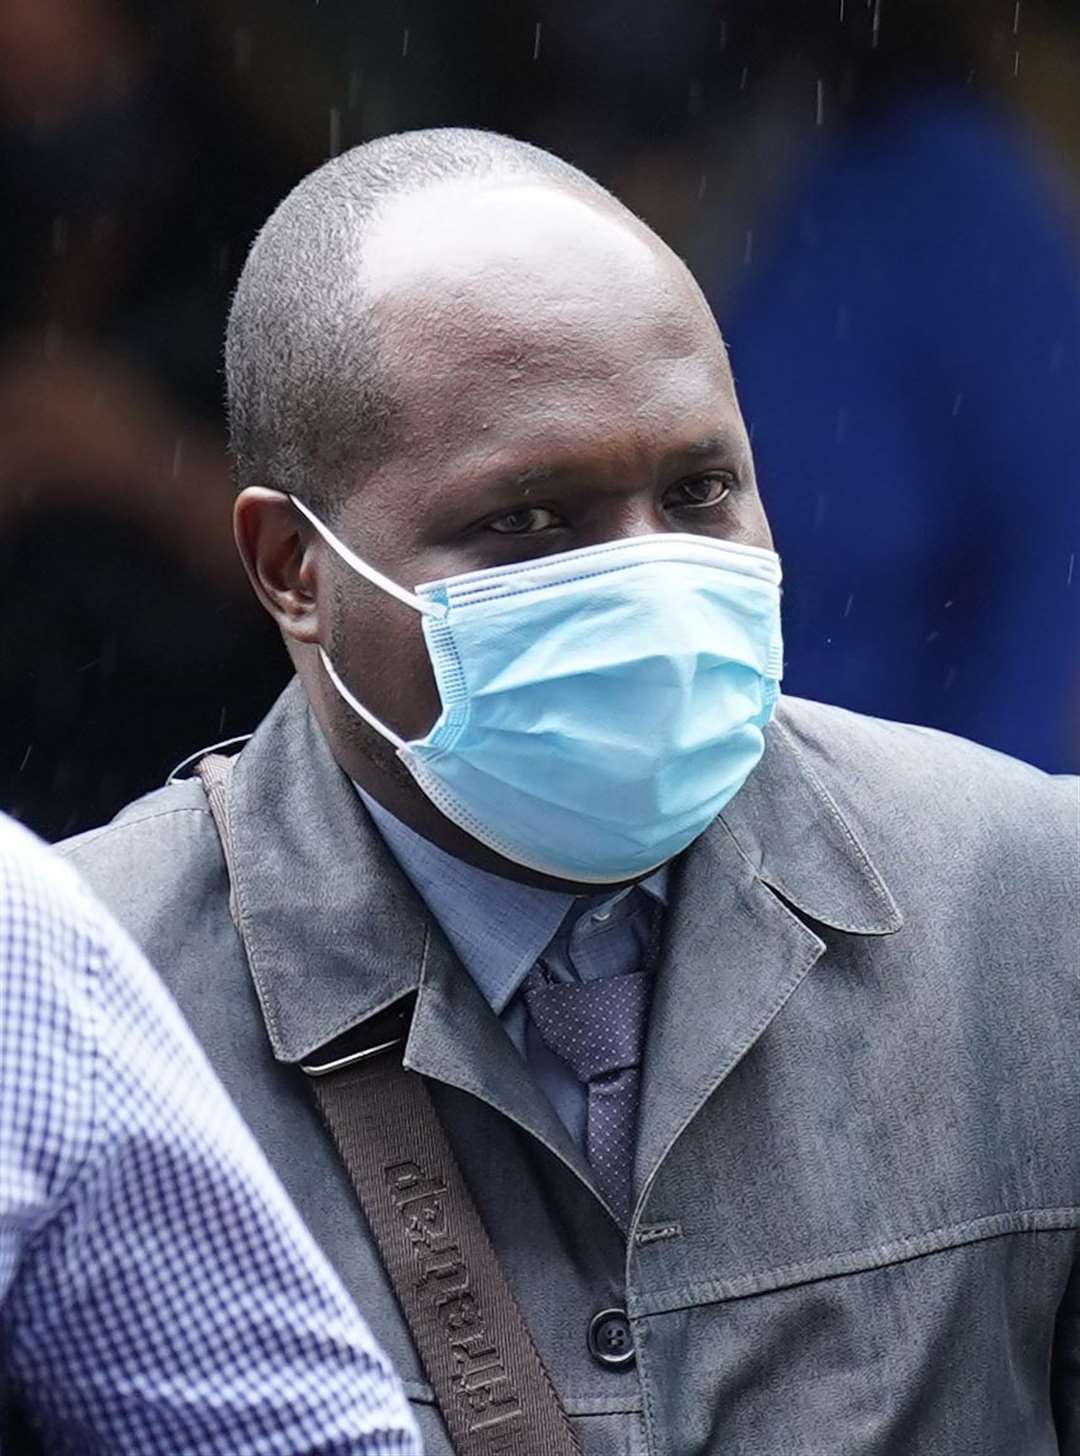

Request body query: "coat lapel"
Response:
[227, 681, 426, 1059]
[634, 822, 826, 1206]
[404, 922, 599, 1202]
[634, 709, 903, 1209]
[225, 681, 600, 1202]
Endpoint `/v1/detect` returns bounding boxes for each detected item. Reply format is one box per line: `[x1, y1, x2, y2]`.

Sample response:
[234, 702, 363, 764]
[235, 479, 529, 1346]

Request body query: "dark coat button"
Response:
[588, 1308, 636, 1369]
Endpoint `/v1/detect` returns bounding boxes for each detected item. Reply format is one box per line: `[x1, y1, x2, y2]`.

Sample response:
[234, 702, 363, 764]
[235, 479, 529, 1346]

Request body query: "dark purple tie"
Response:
[523, 968, 651, 1224]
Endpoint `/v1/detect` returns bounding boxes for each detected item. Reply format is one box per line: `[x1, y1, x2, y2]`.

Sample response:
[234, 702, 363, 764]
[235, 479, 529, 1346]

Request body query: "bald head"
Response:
[225, 128, 717, 520]
[227, 130, 612, 516]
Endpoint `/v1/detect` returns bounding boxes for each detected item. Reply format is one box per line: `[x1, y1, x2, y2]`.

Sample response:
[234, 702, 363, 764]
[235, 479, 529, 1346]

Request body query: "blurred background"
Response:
[0, 0, 1076, 840]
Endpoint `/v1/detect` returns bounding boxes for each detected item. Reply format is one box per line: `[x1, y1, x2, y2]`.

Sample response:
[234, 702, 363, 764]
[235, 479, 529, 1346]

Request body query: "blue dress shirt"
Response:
[359, 791, 667, 1145]
[0, 811, 419, 1454]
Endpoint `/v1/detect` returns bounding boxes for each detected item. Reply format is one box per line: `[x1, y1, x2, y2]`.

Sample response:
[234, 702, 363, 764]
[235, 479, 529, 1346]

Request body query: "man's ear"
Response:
[234, 488, 322, 645]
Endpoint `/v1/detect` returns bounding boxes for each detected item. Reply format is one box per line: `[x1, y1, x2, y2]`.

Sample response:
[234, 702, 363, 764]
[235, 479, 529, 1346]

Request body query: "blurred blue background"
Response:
[1, 0, 1076, 838]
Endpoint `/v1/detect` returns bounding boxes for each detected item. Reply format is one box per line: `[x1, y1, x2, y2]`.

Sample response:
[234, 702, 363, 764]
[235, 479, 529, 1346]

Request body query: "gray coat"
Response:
[61, 680, 1080, 1455]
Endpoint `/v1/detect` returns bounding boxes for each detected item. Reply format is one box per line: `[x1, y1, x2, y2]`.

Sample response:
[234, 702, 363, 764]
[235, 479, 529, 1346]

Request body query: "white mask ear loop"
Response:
[286, 495, 444, 751]
[288, 494, 446, 620]
[317, 646, 407, 752]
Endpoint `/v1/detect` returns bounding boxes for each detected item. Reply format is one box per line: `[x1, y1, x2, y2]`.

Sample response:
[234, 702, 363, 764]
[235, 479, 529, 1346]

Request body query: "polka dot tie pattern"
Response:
[523, 967, 652, 1225]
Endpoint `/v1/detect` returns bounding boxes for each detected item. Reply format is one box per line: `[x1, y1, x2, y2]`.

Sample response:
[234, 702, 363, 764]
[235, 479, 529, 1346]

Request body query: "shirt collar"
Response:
[357, 788, 668, 1015]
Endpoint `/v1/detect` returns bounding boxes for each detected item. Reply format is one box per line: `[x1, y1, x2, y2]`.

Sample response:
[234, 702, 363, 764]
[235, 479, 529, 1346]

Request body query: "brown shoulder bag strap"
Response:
[194, 752, 583, 1456]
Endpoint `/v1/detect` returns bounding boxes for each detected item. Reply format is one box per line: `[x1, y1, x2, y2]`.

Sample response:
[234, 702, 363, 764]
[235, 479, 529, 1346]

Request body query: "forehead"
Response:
[361, 180, 740, 474]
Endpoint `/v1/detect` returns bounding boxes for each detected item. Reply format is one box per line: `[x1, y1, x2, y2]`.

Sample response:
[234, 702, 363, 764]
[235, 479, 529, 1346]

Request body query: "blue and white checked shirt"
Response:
[360, 792, 667, 1146]
[0, 811, 420, 1455]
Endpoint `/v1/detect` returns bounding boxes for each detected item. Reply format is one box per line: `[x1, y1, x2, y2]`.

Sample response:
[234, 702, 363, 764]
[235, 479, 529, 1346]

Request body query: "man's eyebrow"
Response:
[451, 431, 746, 510]
[676, 432, 742, 460]
[512, 462, 562, 488]
[486, 435, 742, 488]
[463, 461, 565, 500]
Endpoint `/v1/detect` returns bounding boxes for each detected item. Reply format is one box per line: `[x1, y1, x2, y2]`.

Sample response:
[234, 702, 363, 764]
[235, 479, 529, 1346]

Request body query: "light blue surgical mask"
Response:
[292, 496, 783, 884]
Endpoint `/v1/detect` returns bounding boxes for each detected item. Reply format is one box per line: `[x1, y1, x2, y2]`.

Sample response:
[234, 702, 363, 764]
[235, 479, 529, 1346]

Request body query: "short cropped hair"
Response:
[225, 128, 616, 518]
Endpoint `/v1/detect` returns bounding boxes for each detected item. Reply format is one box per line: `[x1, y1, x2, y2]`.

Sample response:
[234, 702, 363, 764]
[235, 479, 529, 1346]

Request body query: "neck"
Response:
[298, 656, 644, 895]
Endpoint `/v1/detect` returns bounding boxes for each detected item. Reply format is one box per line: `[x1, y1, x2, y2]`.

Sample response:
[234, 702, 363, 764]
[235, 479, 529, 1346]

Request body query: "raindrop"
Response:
[871, 0, 881, 49]
[739, 66, 750, 91]
[1013, 50, 1021, 77]
[329, 108, 341, 157]
[18, 745, 32, 774]
[816, 78, 825, 126]
[843, 594, 854, 618]
[533, 22, 542, 61]
[743, 228, 754, 264]
[839, 0, 845, 19]
[697, 173, 708, 201]
[402, 27, 410, 57]
[1014, 2, 1022, 34]
[1068, 553, 1075, 587]
[951, 392, 964, 417]
[171, 439, 185, 480]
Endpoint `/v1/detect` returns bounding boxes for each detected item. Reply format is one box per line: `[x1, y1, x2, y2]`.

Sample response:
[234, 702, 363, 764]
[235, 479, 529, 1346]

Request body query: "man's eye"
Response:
[669, 474, 734, 510]
[488, 507, 561, 535]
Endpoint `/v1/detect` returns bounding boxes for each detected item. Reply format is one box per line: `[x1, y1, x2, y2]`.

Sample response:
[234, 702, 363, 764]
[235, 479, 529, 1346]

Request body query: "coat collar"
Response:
[224, 681, 901, 1068]
[717, 705, 903, 937]
[227, 679, 426, 1064]
[226, 679, 599, 1200]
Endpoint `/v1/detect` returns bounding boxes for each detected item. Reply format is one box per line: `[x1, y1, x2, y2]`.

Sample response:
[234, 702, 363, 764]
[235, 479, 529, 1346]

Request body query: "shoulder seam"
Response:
[57, 806, 213, 858]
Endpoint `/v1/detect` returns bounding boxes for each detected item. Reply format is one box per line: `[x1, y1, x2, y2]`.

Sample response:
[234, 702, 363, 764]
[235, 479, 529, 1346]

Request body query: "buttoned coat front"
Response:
[62, 681, 1080, 1455]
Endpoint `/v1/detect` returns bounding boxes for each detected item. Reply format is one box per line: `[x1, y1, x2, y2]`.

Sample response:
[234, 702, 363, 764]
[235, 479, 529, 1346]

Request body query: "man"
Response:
[61, 129, 1079, 1453]
[0, 810, 419, 1454]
